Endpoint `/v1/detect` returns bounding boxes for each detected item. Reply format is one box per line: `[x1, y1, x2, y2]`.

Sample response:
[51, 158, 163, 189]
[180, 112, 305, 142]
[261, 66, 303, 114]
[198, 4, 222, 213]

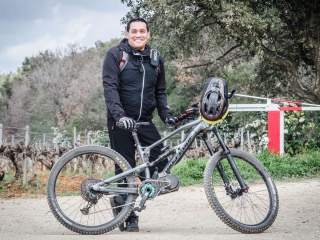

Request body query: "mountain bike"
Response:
[46, 103, 279, 235]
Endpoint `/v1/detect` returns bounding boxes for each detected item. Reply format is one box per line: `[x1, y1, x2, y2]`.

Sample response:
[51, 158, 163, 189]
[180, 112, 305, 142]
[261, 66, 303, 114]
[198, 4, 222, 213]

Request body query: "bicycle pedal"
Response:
[133, 206, 146, 212]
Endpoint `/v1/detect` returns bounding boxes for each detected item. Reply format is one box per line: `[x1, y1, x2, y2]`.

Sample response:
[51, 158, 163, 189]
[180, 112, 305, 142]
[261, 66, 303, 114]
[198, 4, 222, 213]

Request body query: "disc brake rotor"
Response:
[80, 178, 103, 203]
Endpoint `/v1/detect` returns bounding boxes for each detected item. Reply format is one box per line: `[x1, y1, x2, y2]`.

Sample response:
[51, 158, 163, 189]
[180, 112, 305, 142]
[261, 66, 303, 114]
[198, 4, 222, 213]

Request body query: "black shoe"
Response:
[125, 216, 139, 232]
[109, 196, 125, 231]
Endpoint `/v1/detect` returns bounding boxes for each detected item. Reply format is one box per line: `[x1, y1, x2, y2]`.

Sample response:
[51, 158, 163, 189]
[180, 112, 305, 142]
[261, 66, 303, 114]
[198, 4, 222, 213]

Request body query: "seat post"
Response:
[131, 131, 141, 147]
[132, 131, 150, 179]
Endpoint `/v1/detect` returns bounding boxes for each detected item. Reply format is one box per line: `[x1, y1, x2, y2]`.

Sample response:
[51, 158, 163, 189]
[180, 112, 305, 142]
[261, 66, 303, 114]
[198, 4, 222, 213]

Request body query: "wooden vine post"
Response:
[23, 125, 29, 185]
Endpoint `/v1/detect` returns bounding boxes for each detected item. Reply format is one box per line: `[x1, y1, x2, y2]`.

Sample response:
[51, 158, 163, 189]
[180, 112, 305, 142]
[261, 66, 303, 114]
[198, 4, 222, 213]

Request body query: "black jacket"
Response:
[102, 38, 172, 122]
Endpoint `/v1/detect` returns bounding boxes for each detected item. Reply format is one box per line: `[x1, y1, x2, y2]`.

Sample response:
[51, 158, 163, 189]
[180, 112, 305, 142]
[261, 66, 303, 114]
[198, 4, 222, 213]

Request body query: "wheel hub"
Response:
[80, 178, 103, 203]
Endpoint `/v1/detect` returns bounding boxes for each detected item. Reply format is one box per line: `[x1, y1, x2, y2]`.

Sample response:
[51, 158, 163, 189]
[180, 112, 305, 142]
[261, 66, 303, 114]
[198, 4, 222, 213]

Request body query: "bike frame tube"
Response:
[92, 118, 206, 191]
[144, 118, 203, 151]
[92, 117, 247, 193]
[91, 163, 149, 191]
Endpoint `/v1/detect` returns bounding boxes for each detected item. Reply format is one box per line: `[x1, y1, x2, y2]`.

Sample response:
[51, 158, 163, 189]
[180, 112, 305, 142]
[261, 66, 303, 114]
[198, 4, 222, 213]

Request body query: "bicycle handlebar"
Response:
[116, 121, 151, 128]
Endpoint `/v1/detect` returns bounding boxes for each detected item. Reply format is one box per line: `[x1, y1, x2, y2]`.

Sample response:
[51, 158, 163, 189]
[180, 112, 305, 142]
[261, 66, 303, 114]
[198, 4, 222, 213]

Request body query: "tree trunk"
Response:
[310, 42, 320, 99]
[263, 47, 320, 103]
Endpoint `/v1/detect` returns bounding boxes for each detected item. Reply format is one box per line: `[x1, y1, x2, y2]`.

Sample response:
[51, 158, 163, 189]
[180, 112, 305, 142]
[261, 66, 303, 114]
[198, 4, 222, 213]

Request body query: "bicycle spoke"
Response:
[62, 198, 83, 212]
[101, 197, 114, 218]
[95, 203, 108, 222]
[48, 150, 137, 229]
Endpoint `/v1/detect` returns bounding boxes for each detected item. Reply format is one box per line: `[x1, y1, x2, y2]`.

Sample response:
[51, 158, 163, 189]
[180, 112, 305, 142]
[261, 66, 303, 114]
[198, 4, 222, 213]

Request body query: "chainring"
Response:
[138, 181, 158, 199]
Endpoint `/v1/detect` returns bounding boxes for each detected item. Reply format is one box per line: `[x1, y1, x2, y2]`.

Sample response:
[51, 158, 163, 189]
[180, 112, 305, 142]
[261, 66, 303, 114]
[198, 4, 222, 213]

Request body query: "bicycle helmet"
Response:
[199, 77, 229, 124]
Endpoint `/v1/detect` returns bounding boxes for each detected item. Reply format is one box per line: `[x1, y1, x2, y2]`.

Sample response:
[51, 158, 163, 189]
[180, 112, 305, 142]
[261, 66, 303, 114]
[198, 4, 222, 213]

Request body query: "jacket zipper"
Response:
[137, 57, 145, 121]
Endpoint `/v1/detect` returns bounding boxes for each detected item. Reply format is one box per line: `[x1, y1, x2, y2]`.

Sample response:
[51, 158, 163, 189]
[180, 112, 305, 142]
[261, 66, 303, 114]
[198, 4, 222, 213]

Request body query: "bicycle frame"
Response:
[91, 117, 248, 194]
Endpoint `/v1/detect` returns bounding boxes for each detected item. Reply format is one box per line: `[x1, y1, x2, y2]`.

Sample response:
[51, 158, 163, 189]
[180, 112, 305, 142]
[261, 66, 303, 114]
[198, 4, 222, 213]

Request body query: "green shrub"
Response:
[171, 150, 320, 186]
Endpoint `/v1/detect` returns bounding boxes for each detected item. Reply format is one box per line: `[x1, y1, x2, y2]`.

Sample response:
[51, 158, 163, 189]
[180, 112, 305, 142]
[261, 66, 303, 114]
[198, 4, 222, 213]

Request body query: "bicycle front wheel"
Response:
[46, 146, 137, 235]
[204, 149, 279, 233]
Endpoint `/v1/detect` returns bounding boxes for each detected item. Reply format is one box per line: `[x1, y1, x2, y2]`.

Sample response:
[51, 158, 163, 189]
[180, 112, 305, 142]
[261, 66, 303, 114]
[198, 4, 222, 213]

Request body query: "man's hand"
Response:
[165, 116, 179, 128]
[118, 117, 136, 130]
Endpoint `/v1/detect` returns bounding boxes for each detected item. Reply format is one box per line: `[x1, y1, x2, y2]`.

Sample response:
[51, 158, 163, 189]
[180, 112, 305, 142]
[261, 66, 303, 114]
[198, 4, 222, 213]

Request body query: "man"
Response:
[102, 17, 178, 232]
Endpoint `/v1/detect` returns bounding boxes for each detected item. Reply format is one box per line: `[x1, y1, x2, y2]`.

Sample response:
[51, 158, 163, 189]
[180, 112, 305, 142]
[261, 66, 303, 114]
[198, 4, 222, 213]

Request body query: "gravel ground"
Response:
[0, 179, 320, 240]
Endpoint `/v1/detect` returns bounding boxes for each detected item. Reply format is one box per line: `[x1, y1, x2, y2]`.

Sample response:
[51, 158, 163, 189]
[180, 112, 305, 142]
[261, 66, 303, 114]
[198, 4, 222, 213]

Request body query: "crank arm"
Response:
[133, 191, 149, 212]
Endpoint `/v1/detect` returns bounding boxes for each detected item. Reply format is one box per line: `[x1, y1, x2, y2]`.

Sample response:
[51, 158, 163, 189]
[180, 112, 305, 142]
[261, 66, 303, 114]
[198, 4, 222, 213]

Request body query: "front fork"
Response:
[202, 127, 248, 196]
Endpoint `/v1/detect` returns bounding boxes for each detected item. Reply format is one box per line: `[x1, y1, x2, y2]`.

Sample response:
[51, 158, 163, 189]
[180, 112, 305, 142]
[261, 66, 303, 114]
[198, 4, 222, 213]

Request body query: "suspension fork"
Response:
[211, 127, 248, 192]
[202, 132, 230, 186]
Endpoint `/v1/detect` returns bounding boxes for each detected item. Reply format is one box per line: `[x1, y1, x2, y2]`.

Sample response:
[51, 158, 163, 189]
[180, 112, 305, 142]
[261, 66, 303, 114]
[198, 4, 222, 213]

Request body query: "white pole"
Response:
[241, 128, 244, 150]
[195, 138, 198, 148]
[73, 127, 76, 148]
[247, 130, 252, 153]
[0, 124, 2, 146]
[181, 130, 184, 142]
[55, 142, 59, 162]
[87, 133, 90, 145]
[164, 131, 167, 146]
[280, 111, 285, 154]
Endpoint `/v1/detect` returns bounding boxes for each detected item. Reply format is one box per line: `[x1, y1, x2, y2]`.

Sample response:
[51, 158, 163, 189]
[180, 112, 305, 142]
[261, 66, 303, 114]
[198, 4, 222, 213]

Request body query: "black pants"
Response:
[107, 119, 168, 178]
[107, 119, 168, 221]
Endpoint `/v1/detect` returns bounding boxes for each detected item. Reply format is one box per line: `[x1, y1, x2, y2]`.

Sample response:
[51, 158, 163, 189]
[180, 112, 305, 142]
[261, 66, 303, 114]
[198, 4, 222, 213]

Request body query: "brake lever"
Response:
[228, 90, 236, 99]
[191, 102, 199, 108]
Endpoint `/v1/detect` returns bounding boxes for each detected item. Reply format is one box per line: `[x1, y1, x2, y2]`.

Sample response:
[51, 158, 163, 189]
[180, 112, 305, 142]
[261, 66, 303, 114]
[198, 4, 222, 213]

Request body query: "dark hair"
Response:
[126, 17, 149, 32]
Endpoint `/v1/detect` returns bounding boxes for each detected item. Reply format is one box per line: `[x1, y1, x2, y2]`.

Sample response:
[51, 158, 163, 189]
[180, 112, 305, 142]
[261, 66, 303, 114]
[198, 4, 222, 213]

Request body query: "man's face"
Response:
[126, 21, 150, 51]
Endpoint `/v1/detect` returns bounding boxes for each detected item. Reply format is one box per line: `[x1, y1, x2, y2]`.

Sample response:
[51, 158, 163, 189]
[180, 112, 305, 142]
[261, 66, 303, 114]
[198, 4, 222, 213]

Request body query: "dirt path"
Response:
[0, 179, 320, 240]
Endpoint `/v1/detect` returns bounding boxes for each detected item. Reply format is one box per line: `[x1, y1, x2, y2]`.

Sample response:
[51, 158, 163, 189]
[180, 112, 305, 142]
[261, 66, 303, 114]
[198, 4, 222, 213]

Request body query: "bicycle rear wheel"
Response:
[46, 146, 137, 235]
[204, 149, 278, 233]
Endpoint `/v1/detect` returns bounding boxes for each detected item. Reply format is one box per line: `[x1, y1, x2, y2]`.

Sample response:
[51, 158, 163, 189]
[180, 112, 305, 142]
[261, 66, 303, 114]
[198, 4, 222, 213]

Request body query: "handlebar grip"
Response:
[116, 122, 124, 128]
[116, 121, 151, 129]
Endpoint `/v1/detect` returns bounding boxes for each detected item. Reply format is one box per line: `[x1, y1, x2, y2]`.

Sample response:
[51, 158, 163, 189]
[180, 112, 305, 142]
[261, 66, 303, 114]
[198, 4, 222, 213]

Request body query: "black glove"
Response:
[165, 116, 178, 128]
[118, 117, 136, 130]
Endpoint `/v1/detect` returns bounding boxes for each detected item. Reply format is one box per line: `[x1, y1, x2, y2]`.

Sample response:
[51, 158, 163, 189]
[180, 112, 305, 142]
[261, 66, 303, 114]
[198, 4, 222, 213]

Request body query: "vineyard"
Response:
[0, 122, 259, 197]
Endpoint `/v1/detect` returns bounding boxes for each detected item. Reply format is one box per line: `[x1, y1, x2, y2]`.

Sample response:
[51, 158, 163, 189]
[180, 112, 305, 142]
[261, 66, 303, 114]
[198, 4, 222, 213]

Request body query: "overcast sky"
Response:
[0, 0, 129, 74]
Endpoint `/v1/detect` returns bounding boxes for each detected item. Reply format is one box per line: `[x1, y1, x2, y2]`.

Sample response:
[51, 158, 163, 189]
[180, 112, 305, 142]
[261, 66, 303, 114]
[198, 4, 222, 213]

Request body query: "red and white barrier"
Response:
[229, 94, 320, 155]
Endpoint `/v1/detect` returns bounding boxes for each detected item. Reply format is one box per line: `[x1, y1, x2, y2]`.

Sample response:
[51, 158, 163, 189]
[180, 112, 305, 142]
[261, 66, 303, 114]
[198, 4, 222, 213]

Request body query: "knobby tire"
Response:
[204, 149, 279, 233]
[46, 146, 137, 235]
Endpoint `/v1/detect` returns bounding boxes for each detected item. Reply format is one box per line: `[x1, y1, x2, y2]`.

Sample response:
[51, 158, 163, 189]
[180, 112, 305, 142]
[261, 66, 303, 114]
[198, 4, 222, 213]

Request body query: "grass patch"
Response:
[171, 158, 207, 186]
[0, 171, 14, 186]
[171, 150, 320, 186]
[256, 150, 320, 180]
